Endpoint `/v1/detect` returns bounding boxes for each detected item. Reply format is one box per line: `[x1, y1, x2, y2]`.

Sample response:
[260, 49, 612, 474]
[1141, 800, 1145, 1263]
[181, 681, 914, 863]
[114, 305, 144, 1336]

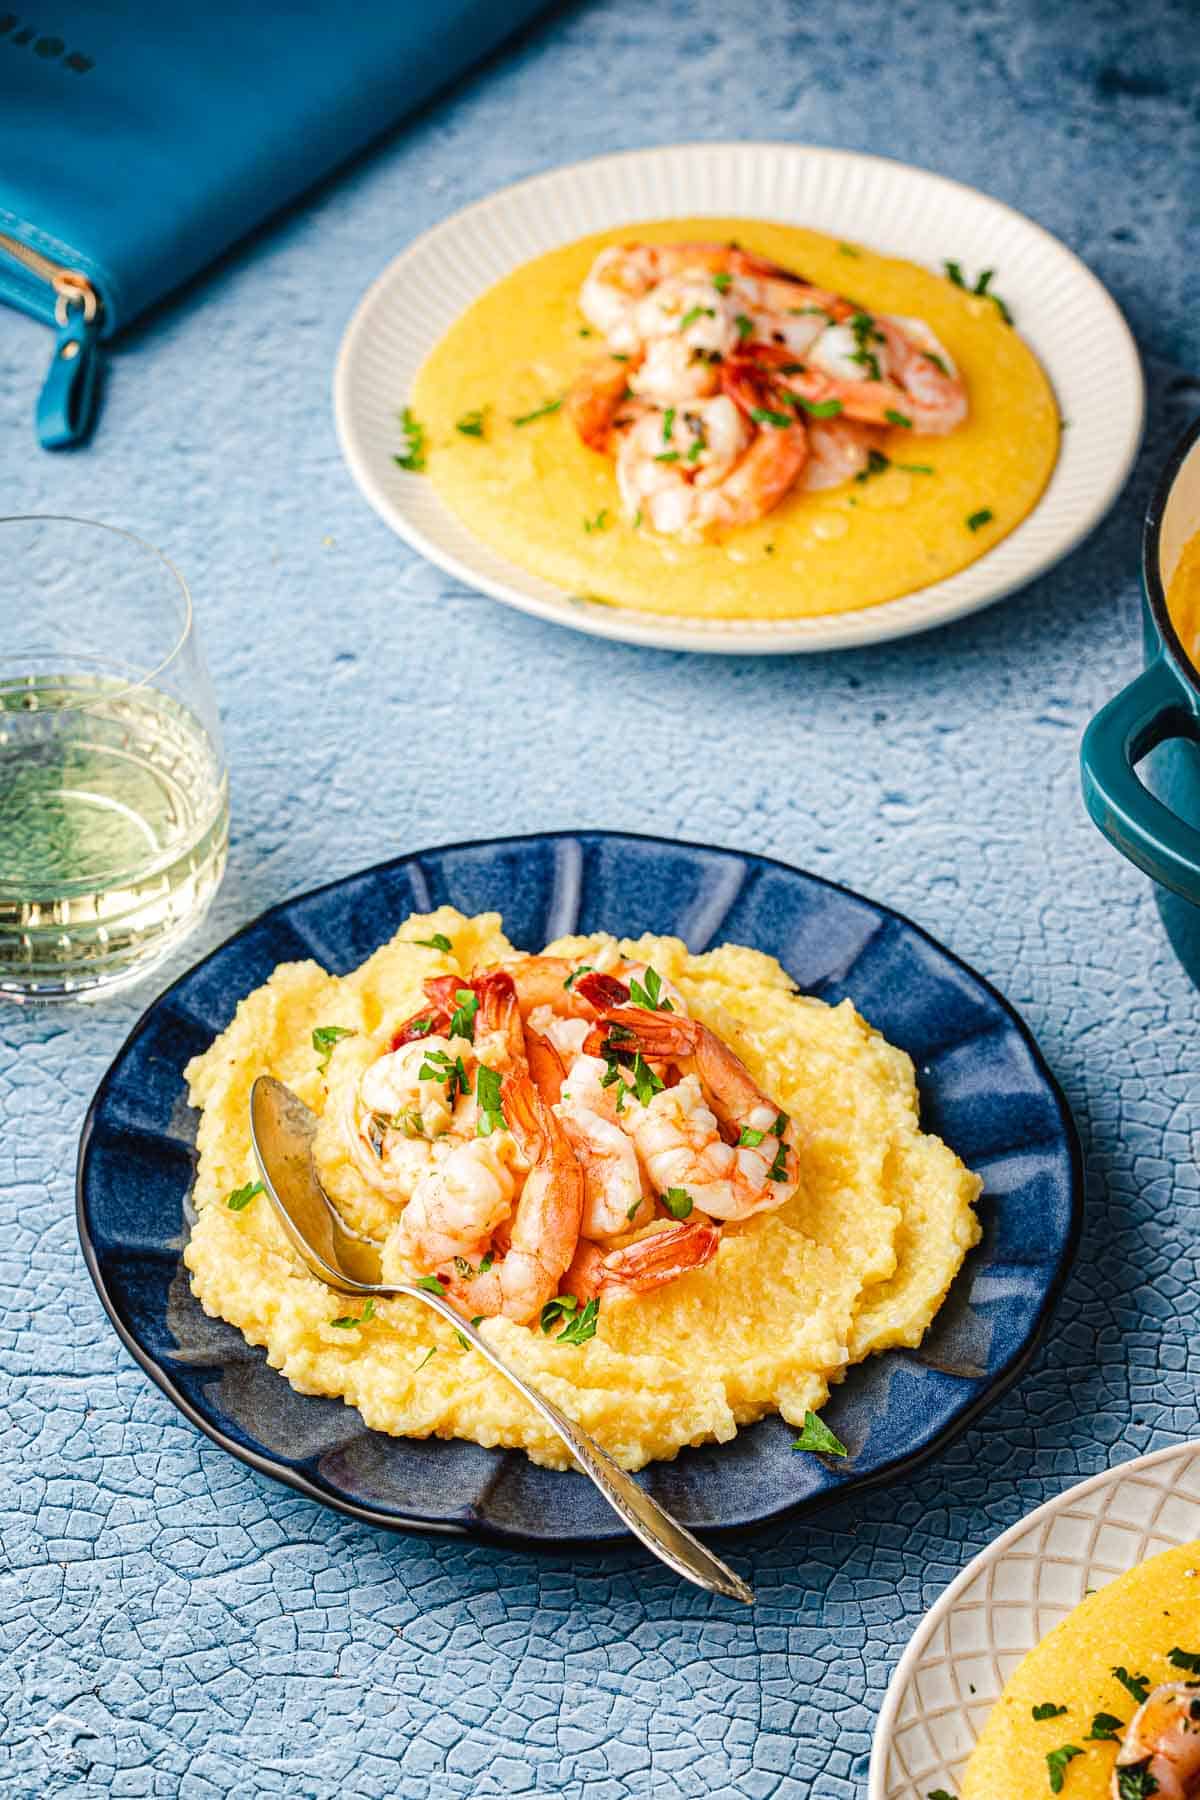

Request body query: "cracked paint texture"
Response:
[2, 0, 1200, 1793]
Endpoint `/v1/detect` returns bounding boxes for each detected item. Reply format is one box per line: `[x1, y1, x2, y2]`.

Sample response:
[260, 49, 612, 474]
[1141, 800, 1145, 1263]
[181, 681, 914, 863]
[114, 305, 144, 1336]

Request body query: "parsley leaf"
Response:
[312, 1024, 356, 1073]
[626, 1198, 642, 1222]
[885, 408, 914, 429]
[555, 1297, 600, 1346]
[455, 408, 488, 438]
[712, 272, 733, 292]
[413, 1346, 437, 1372]
[1032, 1703, 1068, 1721]
[926, 1793, 957, 1800]
[679, 304, 716, 331]
[662, 1187, 694, 1219]
[475, 1064, 505, 1136]
[1045, 1747, 1082, 1795]
[512, 396, 563, 427]
[330, 1297, 376, 1329]
[540, 1295, 579, 1334]
[662, 406, 676, 443]
[415, 1275, 447, 1295]
[750, 405, 795, 429]
[654, 450, 681, 463]
[739, 1127, 765, 1147]
[792, 395, 844, 419]
[628, 966, 673, 1012]
[855, 449, 891, 484]
[792, 1411, 849, 1456]
[838, 242, 860, 257]
[1112, 1667, 1151, 1706]
[393, 406, 426, 471]
[226, 1180, 263, 1212]
[1085, 1713, 1125, 1742]
[1115, 1765, 1158, 1800]
[563, 964, 594, 991]
[766, 1114, 791, 1182]
[414, 932, 453, 952]
[896, 461, 935, 475]
[967, 508, 994, 532]
[944, 260, 967, 288]
[449, 987, 478, 1041]
[734, 312, 754, 341]
[583, 509, 610, 534]
[630, 1053, 664, 1108]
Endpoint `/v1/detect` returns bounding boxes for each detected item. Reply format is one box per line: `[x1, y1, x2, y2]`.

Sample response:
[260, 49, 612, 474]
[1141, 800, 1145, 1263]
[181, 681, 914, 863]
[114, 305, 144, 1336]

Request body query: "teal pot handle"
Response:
[1081, 656, 1200, 903]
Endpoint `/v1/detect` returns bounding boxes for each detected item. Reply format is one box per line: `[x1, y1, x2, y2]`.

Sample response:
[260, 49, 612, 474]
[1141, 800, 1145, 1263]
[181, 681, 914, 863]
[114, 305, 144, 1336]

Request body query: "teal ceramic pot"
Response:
[1081, 416, 1200, 981]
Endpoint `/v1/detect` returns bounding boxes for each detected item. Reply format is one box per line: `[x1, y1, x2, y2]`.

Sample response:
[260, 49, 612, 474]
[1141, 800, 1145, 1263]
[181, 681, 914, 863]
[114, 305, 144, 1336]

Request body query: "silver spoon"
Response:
[249, 1075, 754, 1604]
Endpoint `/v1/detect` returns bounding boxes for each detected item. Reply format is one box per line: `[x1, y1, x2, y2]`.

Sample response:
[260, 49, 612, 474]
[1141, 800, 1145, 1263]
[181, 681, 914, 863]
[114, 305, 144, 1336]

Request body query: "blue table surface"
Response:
[3, 2, 1200, 1794]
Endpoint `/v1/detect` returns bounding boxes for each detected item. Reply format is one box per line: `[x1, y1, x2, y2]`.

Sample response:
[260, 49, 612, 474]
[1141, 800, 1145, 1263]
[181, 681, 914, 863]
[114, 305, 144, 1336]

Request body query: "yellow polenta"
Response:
[1167, 528, 1200, 671]
[964, 1539, 1200, 1799]
[409, 218, 1059, 622]
[183, 910, 982, 1470]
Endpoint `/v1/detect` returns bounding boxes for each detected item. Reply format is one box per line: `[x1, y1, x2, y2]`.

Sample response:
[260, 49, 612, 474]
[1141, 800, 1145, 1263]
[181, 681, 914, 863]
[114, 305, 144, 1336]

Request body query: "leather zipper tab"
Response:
[37, 273, 102, 448]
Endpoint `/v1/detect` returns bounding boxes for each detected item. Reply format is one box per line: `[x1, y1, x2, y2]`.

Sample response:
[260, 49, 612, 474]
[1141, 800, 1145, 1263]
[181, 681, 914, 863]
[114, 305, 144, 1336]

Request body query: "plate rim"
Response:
[76, 827, 1084, 1547]
[867, 1437, 1200, 1797]
[333, 139, 1145, 656]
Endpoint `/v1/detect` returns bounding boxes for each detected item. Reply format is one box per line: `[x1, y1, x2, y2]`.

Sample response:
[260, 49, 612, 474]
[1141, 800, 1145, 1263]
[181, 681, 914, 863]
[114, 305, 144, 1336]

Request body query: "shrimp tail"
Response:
[526, 1027, 566, 1107]
[566, 352, 643, 453]
[566, 1220, 720, 1303]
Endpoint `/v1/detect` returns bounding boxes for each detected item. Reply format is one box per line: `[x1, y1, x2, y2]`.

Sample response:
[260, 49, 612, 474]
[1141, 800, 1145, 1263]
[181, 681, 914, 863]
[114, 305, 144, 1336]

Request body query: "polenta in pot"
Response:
[183, 910, 982, 1472]
[964, 1539, 1200, 1799]
[404, 219, 1059, 621]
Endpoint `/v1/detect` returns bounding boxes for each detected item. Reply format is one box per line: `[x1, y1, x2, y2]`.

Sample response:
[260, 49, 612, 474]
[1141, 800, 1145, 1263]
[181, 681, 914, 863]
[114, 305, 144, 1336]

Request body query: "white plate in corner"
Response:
[334, 141, 1144, 655]
[869, 1441, 1200, 1800]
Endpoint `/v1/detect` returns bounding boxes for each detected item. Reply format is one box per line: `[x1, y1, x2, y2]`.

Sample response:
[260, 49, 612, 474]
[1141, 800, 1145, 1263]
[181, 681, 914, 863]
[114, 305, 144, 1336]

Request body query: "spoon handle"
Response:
[399, 1284, 754, 1604]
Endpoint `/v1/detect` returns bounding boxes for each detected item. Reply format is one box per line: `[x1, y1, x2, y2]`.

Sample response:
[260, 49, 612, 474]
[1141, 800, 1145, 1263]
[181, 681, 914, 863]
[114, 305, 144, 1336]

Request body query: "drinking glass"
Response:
[0, 516, 229, 1001]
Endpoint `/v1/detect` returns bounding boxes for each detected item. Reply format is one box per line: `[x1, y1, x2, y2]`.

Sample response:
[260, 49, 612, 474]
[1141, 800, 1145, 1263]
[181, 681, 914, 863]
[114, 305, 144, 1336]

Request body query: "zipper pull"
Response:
[37, 273, 102, 449]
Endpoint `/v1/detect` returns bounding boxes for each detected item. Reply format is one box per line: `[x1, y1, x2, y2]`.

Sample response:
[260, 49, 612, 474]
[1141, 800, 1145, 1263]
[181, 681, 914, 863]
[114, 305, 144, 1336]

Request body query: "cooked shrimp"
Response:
[1114, 1682, 1200, 1799]
[445, 1075, 583, 1323]
[564, 1220, 720, 1302]
[598, 1008, 799, 1219]
[744, 314, 966, 437]
[390, 1130, 524, 1273]
[472, 969, 528, 1077]
[525, 1026, 566, 1107]
[565, 351, 643, 453]
[803, 417, 888, 490]
[616, 394, 805, 539]
[556, 1103, 649, 1238]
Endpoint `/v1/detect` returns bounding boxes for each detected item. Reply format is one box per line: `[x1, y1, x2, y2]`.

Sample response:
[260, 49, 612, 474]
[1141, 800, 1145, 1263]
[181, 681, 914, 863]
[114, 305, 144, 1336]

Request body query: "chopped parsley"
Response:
[330, 1298, 376, 1329]
[628, 966, 673, 1011]
[766, 1113, 791, 1182]
[540, 1295, 578, 1334]
[734, 312, 754, 341]
[313, 1024, 356, 1073]
[413, 1346, 438, 1372]
[678, 304, 716, 331]
[393, 407, 426, 471]
[455, 407, 488, 438]
[967, 508, 995, 532]
[415, 1275, 447, 1295]
[449, 988, 478, 1041]
[944, 260, 1014, 323]
[838, 242, 860, 257]
[662, 406, 676, 443]
[563, 964, 594, 991]
[226, 1180, 263, 1212]
[885, 408, 913, 429]
[1085, 1713, 1125, 1742]
[1045, 1746, 1082, 1795]
[512, 396, 563, 426]
[654, 450, 681, 464]
[475, 1064, 505, 1136]
[583, 509, 610, 534]
[414, 932, 453, 952]
[687, 438, 705, 463]
[1032, 1703, 1068, 1721]
[626, 1198, 642, 1221]
[792, 1411, 849, 1456]
[750, 405, 795, 429]
[924, 350, 951, 376]
[403, 1018, 434, 1038]
[792, 395, 844, 419]
[855, 449, 891, 484]
[1169, 1646, 1200, 1673]
[927, 1793, 957, 1800]
[662, 1187, 694, 1220]
[848, 311, 884, 381]
[578, 326, 594, 337]
[1114, 1767, 1159, 1800]
[712, 272, 733, 292]
[1111, 1667, 1152, 1706]
[739, 1127, 765, 1147]
[896, 461, 935, 475]
[556, 1297, 600, 1346]
[419, 1048, 469, 1103]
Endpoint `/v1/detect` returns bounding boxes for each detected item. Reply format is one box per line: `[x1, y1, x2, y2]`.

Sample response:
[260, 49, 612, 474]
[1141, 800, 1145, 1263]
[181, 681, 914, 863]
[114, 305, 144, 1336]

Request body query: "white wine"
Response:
[0, 673, 229, 999]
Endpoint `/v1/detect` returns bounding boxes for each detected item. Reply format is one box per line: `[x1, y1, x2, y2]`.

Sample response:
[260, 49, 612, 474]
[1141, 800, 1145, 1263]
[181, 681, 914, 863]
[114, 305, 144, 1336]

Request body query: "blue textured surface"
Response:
[76, 833, 1080, 1543]
[3, 0, 1200, 1793]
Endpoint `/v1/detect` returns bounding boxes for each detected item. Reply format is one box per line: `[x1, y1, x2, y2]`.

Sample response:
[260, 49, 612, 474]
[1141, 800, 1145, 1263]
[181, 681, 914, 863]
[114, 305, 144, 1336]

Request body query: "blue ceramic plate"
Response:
[77, 832, 1082, 1545]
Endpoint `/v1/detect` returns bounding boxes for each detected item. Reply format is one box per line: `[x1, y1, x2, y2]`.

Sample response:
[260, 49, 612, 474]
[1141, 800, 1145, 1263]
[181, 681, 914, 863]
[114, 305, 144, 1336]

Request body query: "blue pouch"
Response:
[0, 2, 550, 447]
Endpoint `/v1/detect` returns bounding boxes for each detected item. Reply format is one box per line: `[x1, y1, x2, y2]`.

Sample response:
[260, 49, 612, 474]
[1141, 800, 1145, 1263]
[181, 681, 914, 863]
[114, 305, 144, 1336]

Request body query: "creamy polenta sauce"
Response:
[408, 218, 1059, 621]
[1167, 528, 1200, 669]
[183, 909, 981, 1471]
[964, 1540, 1200, 1799]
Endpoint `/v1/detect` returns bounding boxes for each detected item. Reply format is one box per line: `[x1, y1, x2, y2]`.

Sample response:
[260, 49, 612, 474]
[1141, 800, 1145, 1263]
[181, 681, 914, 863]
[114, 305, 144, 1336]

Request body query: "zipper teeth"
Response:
[0, 230, 69, 286]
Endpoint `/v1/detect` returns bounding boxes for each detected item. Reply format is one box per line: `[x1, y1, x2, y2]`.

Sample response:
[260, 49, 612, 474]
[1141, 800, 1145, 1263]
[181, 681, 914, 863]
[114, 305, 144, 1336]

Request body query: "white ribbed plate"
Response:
[334, 143, 1144, 655]
[870, 1442, 1200, 1799]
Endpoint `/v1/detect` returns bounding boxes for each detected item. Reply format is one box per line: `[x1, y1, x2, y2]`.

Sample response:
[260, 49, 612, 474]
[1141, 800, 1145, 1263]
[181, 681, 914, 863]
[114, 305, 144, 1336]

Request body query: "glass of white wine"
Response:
[0, 516, 229, 1002]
